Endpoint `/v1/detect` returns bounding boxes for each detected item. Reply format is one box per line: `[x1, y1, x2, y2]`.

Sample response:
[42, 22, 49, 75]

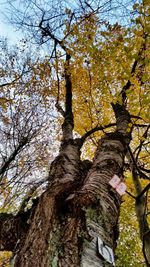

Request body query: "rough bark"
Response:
[0, 211, 30, 251]
[56, 104, 132, 267]
[61, 133, 126, 267]
[79, 135, 124, 266]
[12, 140, 82, 267]
[0, 104, 132, 267]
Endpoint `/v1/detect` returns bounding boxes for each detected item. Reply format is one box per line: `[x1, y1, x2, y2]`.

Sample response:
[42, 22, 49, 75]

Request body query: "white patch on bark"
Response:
[81, 220, 114, 267]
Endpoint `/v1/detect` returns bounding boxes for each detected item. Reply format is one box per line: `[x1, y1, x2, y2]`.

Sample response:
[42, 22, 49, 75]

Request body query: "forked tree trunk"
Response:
[0, 104, 131, 267]
[58, 133, 127, 267]
[13, 132, 128, 267]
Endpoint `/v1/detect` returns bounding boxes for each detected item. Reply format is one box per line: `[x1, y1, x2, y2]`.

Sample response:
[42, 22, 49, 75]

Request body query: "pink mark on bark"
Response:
[116, 182, 127, 196]
[109, 175, 126, 196]
[109, 175, 121, 188]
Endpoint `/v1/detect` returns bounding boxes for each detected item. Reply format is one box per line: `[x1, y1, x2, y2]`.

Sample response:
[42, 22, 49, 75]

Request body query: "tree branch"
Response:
[134, 125, 150, 161]
[127, 145, 150, 180]
[61, 52, 74, 140]
[0, 137, 29, 180]
[136, 183, 150, 200]
[39, 18, 74, 140]
[120, 31, 148, 105]
[111, 102, 131, 139]
[130, 165, 150, 266]
[54, 42, 65, 117]
[80, 123, 116, 145]
[126, 183, 150, 200]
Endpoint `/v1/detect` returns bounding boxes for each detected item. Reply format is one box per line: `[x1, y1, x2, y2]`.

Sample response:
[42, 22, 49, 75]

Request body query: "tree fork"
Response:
[0, 104, 132, 267]
[58, 103, 132, 266]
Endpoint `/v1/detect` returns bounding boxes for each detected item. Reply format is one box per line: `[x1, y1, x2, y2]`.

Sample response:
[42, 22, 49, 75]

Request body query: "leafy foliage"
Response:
[0, 0, 149, 265]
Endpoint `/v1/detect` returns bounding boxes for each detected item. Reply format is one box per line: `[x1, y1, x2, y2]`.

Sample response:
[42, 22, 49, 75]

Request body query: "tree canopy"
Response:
[0, 0, 150, 266]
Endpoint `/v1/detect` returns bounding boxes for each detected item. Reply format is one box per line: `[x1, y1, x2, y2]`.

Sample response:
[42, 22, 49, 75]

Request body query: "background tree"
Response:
[0, 0, 149, 266]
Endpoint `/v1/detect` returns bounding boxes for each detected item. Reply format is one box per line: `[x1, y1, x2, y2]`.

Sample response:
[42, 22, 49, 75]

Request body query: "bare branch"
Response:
[136, 183, 150, 201]
[80, 123, 116, 145]
[0, 137, 29, 179]
[133, 124, 150, 128]
[127, 145, 150, 180]
[134, 125, 150, 161]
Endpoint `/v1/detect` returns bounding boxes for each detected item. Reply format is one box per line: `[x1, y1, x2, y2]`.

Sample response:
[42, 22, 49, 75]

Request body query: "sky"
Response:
[0, 0, 21, 42]
[0, 0, 136, 42]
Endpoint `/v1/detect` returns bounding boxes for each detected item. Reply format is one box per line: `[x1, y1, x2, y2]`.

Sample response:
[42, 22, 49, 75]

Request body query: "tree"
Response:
[0, 0, 150, 266]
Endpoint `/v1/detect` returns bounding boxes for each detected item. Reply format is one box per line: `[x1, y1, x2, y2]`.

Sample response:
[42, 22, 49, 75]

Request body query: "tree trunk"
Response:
[0, 104, 132, 267]
[79, 135, 124, 267]
[12, 134, 129, 266]
[13, 140, 82, 267]
[131, 167, 150, 266]
[59, 133, 126, 267]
